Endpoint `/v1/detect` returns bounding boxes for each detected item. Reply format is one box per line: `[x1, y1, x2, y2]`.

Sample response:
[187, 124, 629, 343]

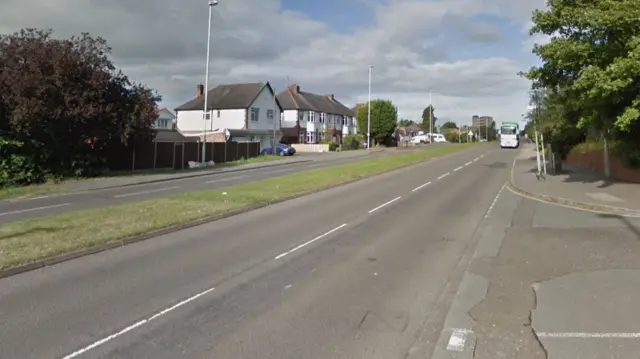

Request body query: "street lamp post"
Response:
[201, 0, 218, 164]
[429, 89, 433, 140]
[367, 65, 373, 150]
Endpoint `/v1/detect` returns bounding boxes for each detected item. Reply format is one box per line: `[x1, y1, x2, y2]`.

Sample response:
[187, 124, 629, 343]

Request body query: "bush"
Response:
[342, 134, 363, 150]
[0, 138, 45, 187]
[328, 142, 339, 151]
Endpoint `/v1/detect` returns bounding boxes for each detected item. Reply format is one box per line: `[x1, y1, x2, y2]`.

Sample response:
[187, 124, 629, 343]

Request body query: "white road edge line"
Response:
[473, 158, 479, 161]
[368, 196, 402, 213]
[205, 175, 244, 184]
[437, 172, 450, 180]
[465, 161, 472, 166]
[114, 186, 180, 198]
[447, 328, 473, 352]
[412, 182, 431, 192]
[453, 166, 463, 171]
[61, 286, 216, 358]
[0, 203, 72, 217]
[537, 332, 640, 338]
[275, 223, 348, 260]
[484, 184, 505, 219]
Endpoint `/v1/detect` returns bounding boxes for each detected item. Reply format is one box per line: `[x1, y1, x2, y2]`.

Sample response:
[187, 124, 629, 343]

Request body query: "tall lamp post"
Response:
[201, 0, 218, 164]
[367, 65, 373, 150]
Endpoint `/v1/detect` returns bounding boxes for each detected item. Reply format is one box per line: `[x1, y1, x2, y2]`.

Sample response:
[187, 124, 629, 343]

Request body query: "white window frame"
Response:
[203, 112, 211, 120]
[251, 107, 259, 122]
[319, 113, 325, 123]
[267, 109, 274, 121]
[309, 111, 315, 123]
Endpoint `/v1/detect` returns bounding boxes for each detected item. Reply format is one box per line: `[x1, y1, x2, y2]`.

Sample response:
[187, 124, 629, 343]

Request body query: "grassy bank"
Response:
[0, 155, 284, 200]
[0, 143, 479, 270]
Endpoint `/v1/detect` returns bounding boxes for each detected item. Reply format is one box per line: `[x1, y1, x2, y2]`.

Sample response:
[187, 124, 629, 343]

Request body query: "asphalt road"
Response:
[0, 143, 516, 359]
[0, 147, 423, 223]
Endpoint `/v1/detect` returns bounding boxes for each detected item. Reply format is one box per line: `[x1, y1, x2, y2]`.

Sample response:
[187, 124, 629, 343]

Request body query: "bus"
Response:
[500, 122, 519, 148]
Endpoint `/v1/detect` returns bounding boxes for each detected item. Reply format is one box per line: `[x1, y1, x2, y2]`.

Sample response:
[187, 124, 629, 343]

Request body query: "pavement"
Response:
[509, 143, 640, 215]
[431, 178, 640, 359]
[0, 146, 434, 223]
[0, 143, 513, 359]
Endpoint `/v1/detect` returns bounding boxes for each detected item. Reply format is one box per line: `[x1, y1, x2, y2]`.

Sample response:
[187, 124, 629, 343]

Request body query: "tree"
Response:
[441, 121, 457, 129]
[398, 118, 414, 127]
[523, 0, 640, 173]
[0, 28, 160, 185]
[421, 105, 437, 132]
[356, 99, 398, 146]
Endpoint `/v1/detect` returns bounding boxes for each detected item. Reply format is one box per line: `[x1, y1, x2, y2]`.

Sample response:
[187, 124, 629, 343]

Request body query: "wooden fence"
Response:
[107, 141, 261, 171]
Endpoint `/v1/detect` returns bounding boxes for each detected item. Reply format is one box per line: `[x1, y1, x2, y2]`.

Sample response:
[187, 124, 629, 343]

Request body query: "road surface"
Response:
[0, 147, 426, 223]
[0, 144, 514, 359]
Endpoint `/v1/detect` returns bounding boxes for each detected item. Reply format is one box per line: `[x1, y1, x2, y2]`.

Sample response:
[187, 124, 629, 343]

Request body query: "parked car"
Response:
[261, 143, 295, 156]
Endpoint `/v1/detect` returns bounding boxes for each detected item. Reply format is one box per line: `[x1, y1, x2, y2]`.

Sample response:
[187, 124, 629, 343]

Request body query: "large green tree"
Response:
[523, 0, 640, 171]
[441, 121, 457, 129]
[0, 29, 160, 185]
[525, 1, 640, 132]
[356, 99, 398, 146]
[421, 105, 437, 132]
[398, 118, 415, 127]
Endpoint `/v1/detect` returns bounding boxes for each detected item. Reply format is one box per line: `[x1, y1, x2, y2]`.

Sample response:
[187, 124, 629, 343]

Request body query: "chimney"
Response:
[196, 84, 204, 97]
[288, 84, 300, 93]
[325, 93, 334, 100]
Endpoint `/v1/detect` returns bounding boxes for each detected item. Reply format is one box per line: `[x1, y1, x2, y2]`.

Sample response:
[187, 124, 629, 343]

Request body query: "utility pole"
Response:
[367, 65, 373, 150]
[272, 86, 277, 155]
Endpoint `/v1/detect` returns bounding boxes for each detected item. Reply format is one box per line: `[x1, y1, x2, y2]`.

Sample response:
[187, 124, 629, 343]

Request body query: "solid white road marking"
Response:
[473, 158, 479, 162]
[412, 182, 431, 192]
[275, 223, 348, 260]
[465, 161, 472, 166]
[437, 172, 450, 180]
[368, 196, 402, 213]
[0, 203, 72, 217]
[114, 186, 180, 198]
[537, 332, 640, 338]
[61, 286, 216, 358]
[205, 175, 244, 184]
[479, 154, 484, 158]
[453, 166, 463, 171]
[447, 329, 472, 352]
[484, 185, 505, 219]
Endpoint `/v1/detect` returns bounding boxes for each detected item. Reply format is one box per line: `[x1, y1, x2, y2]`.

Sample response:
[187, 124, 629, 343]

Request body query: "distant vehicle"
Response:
[430, 133, 447, 143]
[261, 143, 295, 156]
[411, 134, 430, 144]
[499, 122, 519, 148]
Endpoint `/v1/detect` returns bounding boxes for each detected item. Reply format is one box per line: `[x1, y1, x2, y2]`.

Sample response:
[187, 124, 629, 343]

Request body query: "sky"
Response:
[1, 0, 550, 126]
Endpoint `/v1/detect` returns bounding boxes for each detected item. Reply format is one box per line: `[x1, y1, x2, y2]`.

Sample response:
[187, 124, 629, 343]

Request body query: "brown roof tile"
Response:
[277, 84, 356, 117]
[175, 82, 283, 112]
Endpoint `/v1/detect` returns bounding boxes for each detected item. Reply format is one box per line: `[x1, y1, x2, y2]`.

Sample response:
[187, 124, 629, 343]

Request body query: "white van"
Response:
[430, 133, 447, 143]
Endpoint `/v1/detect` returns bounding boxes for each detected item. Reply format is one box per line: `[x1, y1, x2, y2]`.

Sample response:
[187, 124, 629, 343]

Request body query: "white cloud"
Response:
[0, 0, 547, 125]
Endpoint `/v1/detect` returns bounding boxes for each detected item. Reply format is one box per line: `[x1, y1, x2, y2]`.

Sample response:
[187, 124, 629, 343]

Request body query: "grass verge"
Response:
[0, 155, 285, 200]
[0, 143, 480, 270]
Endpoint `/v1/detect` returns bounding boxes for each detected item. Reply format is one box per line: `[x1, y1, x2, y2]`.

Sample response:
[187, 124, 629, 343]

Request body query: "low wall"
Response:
[291, 143, 330, 152]
[565, 151, 640, 183]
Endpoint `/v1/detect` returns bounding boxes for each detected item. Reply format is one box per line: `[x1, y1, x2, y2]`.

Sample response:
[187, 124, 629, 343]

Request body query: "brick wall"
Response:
[565, 151, 640, 183]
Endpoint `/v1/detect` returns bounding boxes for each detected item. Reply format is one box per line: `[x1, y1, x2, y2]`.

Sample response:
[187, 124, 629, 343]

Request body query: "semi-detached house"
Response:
[277, 84, 357, 144]
[174, 82, 284, 149]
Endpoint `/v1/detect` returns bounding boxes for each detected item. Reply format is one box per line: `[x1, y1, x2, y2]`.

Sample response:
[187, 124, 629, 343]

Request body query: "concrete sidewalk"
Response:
[509, 144, 640, 216]
[432, 187, 640, 359]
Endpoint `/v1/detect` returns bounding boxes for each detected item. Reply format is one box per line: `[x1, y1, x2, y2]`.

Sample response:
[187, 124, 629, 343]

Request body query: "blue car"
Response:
[261, 143, 295, 156]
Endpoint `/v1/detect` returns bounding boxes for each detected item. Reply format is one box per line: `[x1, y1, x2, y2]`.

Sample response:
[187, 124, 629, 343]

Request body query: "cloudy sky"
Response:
[2, 0, 549, 126]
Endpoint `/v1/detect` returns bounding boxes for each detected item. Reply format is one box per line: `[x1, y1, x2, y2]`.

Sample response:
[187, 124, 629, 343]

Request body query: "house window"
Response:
[319, 113, 325, 123]
[157, 119, 169, 128]
[251, 107, 259, 121]
[309, 112, 315, 123]
[306, 131, 316, 144]
[267, 109, 274, 120]
[217, 110, 220, 118]
[298, 111, 303, 121]
[203, 112, 210, 120]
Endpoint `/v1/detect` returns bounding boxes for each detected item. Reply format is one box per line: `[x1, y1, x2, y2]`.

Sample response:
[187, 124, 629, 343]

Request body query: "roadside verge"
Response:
[0, 143, 483, 278]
